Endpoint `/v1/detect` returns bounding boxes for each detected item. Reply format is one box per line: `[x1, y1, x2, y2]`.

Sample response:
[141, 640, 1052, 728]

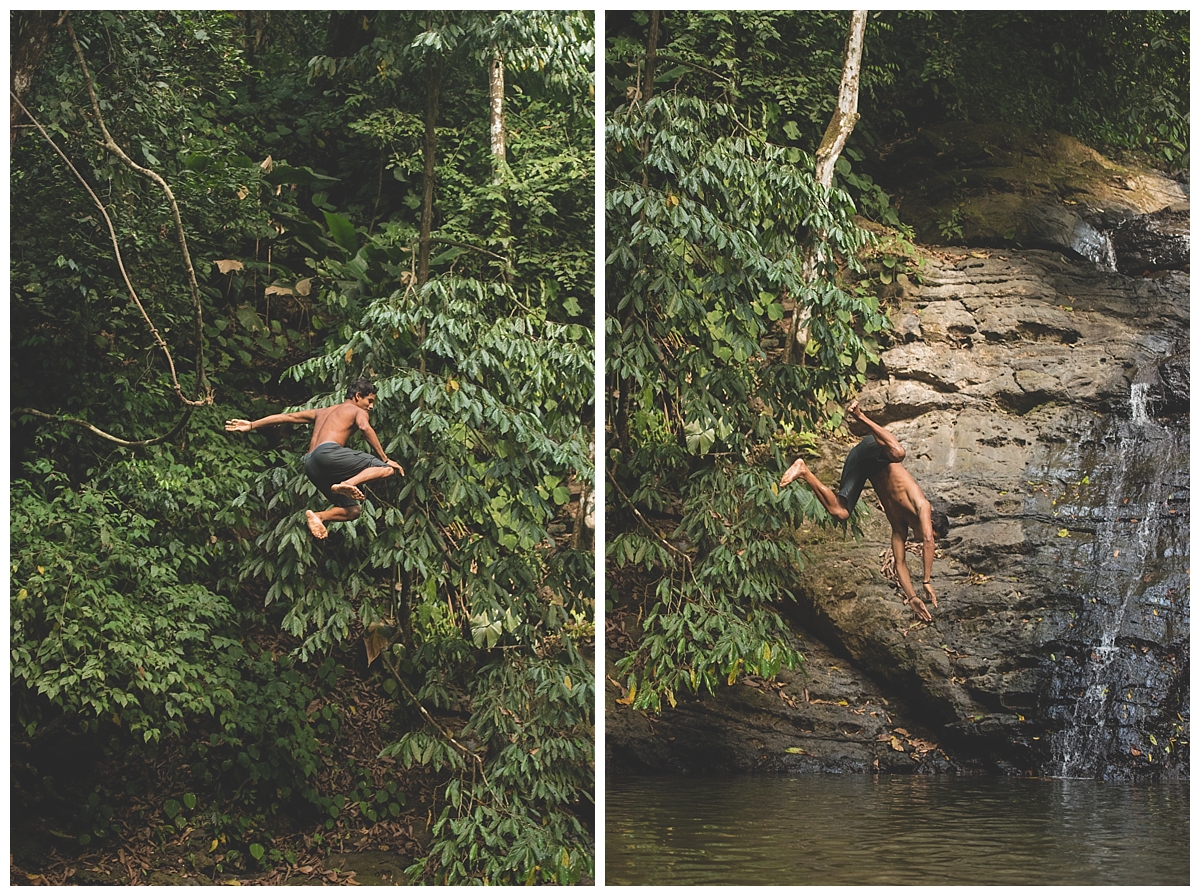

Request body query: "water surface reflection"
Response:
[606, 775, 1188, 886]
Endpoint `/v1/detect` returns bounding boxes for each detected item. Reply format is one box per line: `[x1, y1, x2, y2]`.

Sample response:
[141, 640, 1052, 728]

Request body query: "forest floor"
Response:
[10, 628, 438, 887]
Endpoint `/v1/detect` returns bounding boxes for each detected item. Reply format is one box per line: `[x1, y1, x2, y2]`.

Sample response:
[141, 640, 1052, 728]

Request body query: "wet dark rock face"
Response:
[869, 121, 1189, 277]
[607, 135, 1188, 781]
[1111, 206, 1190, 276]
[834, 250, 1188, 781]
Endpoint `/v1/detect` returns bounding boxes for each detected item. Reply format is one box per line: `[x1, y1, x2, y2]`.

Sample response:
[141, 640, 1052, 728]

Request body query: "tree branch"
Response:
[429, 237, 508, 262]
[9, 15, 220, 447]
[606, 467, 694, 571]
[381, 652, 487, 781]
[13, 405, 195, 448]
[67, 17, 212, 406]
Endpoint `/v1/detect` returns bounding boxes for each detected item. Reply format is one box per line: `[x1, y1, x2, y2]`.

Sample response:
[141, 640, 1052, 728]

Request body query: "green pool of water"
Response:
[605, 774, 1188, 886]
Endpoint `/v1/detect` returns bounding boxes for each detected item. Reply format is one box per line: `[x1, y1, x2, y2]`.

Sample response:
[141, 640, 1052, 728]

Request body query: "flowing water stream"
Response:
[605, 774, 1188, 886]
[1034, 383, 1188, 778]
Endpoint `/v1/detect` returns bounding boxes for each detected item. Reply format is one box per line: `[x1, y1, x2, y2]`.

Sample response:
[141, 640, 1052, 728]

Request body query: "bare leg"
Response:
[779, 458, 850, 521]
[848, 400, 905, 463]
[306, 504, 362, 539]
[330, 464, 395, 502]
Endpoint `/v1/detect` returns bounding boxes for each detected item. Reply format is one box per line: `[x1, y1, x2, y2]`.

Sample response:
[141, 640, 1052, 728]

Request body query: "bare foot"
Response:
[907, 592, 932, 623]
[305, 510, 328, 540]
[780, 457, 808, 488]
[331, 482, 365, 502]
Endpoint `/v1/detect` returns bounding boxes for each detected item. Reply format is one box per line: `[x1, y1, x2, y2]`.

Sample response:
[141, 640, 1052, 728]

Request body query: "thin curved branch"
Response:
[13, 405, 195, 448]
[67, 17, 212, 405]
[429, 237, 509, 263]
[606, 467, 695, 573]
[12, 89, 209, 414]
[381, 651, 488, 782]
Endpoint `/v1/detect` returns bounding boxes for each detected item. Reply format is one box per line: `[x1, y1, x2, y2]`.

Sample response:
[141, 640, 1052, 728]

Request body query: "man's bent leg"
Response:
[306, 505, 363, 539]
[780, 458, 851, 521]
[848, 400, 906, 463]
[330, 464, 395, 502]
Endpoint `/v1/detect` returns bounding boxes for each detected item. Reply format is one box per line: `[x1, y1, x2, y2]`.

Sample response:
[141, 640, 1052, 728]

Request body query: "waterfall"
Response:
[1040, 384, 1187, 778]
[1069, 219, 1118, 272]
[1129, 381, 1152, 426]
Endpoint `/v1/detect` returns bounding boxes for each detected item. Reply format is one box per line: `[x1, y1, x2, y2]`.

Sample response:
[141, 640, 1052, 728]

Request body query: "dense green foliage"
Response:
[12, 10, 594, 884]
[605, 13, 888, 712]
[864, 11, 1190, 170]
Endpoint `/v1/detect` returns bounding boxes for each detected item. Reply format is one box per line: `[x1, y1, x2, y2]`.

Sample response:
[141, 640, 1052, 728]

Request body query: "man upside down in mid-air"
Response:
[225, 377, 404, 540]
[780, 400, 938, 622]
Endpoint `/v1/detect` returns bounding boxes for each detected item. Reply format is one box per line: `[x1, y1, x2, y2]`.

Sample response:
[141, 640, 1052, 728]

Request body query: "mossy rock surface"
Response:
[873, 121, 1187, 250]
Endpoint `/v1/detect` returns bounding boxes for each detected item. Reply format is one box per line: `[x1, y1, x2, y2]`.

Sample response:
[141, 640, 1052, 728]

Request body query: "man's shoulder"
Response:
[329, 401, 369, 427]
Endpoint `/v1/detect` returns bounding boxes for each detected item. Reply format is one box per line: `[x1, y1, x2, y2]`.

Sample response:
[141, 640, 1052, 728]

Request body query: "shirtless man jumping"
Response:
[780, 400, 938, 622]
[225, 377, 404, 539]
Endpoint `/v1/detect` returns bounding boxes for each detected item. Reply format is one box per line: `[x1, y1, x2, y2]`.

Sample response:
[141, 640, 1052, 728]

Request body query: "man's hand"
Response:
[847, 398, 865, 421]
[907, 592, 933, 623]
[225, 419, 253, 433]
[386, 459, 405, 476]
[923, 581, 938, 608]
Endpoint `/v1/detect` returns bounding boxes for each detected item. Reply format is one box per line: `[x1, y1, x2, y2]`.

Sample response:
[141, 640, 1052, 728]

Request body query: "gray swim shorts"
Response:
[837, 435, 893, 514]
[303, 441, 387, 507]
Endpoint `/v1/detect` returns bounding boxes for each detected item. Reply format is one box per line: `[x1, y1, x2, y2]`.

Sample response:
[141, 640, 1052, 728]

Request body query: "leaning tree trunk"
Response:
[784, 9, 867, 364]
[417, 48, 443, 289]
[10, 11, 62, 149]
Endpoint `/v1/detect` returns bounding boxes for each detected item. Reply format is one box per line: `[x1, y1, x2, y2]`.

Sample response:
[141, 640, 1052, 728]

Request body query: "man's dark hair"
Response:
[931, 509, 950, 539]
[346, 377, 378, 400]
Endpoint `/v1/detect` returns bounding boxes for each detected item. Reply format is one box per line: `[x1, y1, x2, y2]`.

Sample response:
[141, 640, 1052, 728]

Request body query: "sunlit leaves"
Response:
[606, 86, 885, 714]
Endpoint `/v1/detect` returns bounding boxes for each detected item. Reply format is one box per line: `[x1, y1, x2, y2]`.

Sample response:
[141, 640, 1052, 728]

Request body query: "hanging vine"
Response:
[11, 14, 213, 447]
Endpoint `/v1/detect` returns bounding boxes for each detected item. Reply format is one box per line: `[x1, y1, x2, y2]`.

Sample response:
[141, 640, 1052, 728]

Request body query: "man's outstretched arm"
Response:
[224, 409, 319, 433]
[892, 526, 933, 623]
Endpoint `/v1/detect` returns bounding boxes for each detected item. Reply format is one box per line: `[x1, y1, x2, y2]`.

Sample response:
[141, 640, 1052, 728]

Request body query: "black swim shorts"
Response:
[837, 435, 893, 514]
[303, 442, 387, 508]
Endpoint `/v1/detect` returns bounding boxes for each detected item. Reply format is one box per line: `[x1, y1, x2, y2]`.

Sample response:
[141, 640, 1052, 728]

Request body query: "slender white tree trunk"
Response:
[489, 44, 506, 182]
[786, 9, 867, 364]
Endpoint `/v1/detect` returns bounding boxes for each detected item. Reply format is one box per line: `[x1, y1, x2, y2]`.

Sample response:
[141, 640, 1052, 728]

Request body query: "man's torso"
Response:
[308, 403, 362, 451]
[870, 464, 927, 535]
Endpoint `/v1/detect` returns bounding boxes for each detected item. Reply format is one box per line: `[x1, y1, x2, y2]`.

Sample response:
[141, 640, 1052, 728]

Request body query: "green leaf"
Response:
[322, 210, 357, 254]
